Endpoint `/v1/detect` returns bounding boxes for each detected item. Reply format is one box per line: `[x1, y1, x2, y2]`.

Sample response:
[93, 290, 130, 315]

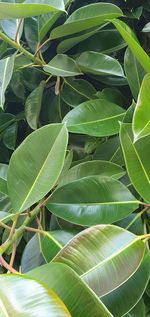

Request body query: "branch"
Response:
[0, 30, 43, 66]
[0, 256, 18, 274]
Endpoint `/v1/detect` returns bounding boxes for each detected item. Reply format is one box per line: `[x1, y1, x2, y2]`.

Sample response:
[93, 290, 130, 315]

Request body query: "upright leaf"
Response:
[53, 225, 145, 297]
[120, 123, 150, 203]
[63, 99, 125, 137]
[47, 176, 138, 226]
[8, 124, 68, 213]
[124, 48, 145, 100]
[25, 80, 45, 130]
[0, 55, 14, 109]
[133, 74, 150, 141]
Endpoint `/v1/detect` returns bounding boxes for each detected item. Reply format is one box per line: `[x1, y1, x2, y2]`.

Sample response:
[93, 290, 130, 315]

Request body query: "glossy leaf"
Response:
[50, 3, 123, 39]
[112, 19, 150, 73]
[53, 225, 145, 297]
[120, 123, 150, 203]
[61, 78, 96, 107]
[0, 274, 71, 317]
[77, 51, 125, 77]
[28, 263, 113, 317]
[44, 54, 82, 77]
[78, 28, 126, 54]
[133, 74, 150, 141]
[102, 253, 150, 316]
[47, 176, 138, 226]
[7, 124, 68, 213]
[3, 122, 18, 150]
[63, 99, 125, 137]
[124, 48, 145, 100]
[0, 1, 65, 19]
[58, 160, 125, 187]
[124, 299, 145, 317]
[0, 55, 14, 109]
[25, 80, 45, 130]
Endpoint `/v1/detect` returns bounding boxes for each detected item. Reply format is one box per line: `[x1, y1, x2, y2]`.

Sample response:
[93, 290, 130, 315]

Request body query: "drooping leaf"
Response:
[25, 80, 45, 130]
[0, 274, 71, 317]
[7, 124, 68, 213]
[0, 0, 65, 20]
[50, 3, 123, 39]
[102, 253, 150, 316]
[47, 176, 138, 226]
[53, 225, 145, 297]
[27, 263, 114, 317]
[58, 160, 125, 187]
[77, 51, 125, 78]
[120, 123, 150, 203]
[63, 99, 125, 137]
[133, 74, 150, 141]
[0, 55, 14, 109]
[112, 19, 150, 73]
[44, 54, 82, 77]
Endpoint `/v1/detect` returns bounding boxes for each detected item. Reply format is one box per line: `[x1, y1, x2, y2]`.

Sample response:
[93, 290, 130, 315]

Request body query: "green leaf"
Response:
[50, 3, 123, 39]
[102, 253, 150, 316]
[63, 99, 125, 137]
[53, 225, 145, 297]
[124, 299, 145, 317]
[7, 123, 68, 213]
[0, 178, 8, 196]
[47, 176, 138, 226]
[120, 123, 150, 203]
[93, 136, 123, 165]
[25, 80, 45, 130]
[133, 74, 150, 141]
[61, 78, 96, 108]
[124, 48, 145, 100]
[0, 274, 71, 317]
[78, 28, 126, 55]
[27, 263, 114, 317]
[44, 54, 82, 77]
[0, 163, 8, 180]
[3, 122, 18, 150]
[0, 1, 65, 19]
[112, 19, 150, 73]
[0, 55, 14, 109]
[58, 160, 125, 187]
[77, 51, 125, 77]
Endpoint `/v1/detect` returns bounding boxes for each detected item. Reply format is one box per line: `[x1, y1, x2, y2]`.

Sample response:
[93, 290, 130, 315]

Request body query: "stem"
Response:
[0, 194, 51, 256]
[0, 222, 11, 230]
[25, 227, 45, 234]
[0, 256, 18, 274]
[34, 38, 51, 56]
[140, 233, 150, 240]
[0, 30, 43, 66]
[126, 207, 148, 229]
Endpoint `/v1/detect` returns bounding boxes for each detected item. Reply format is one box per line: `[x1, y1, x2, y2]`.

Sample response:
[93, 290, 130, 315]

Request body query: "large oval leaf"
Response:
[53, 225, 145, 297]
[63, 99, 125, 137]
[0, 0, 65, 19]
[0, 274, 71, 316]
[27, 263, 113, 317]
[7, 123, 68, 213]
[58, 160, 125, 187]
[77, 51, 125, 77]
[120, 123, 150, 203]
[44, 54, 82, 77]
[47, 176, 138, 226]
[50, 3, 123, 39]
[133, 74, 150, 141]
[102, 253, 150, 316]
[0, 55, 14, 110]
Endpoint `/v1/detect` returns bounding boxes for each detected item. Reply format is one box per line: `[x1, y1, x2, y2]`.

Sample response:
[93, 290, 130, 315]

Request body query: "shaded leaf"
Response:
[44, 54, 82, 77]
